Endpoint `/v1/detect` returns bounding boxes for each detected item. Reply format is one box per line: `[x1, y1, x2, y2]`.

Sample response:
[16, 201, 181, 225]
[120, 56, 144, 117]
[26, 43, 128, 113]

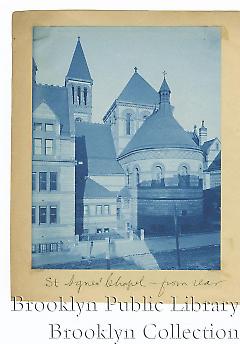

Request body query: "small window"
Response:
[216, 143, 219, 151]
[72, 86, 75, 104]
[178, 166, 190, 187]
[34, 138, 42, 155]
[104, 228, 109, 233]
[134, 167, 140, 186]
[39, 172, 47, 191]
[182, 210, 187, 216]
[32, 244, 36, 253]
[126, 170, 130, 186]
[84, 205, 89, 215]
[117, 208, 120, 219]
[50, 243, 58, 252]
[39, 206, 47, 224]
[34, 123, 42, 131]
[39, 243, 47, 253]
[50, 206, 57, 224]
[45, 123, 54, 132]
[32, 206, 36, 224]
[126, 113, 131, 135]
[84, 87, 88, 105]
[152, 166, 165, 187]
[104, 205, 110, 215]
[45, 139, 53, 155]
[96, 228, 102, 234]
[50, 172, 57, 191]
[96, 205, 102, 215]
[77, 87, 81, 105]
[32, 172, 36, 191]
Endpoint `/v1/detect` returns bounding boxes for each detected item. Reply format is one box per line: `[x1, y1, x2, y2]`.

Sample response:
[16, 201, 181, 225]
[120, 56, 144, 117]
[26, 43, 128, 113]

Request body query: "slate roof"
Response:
[83, 177, 117, 198]
[186, 130, 200, 146]
[201, 138, 217, 154]
[66, 38, 92, 82]
[32, 83, 70, 135]
[207, 152, 221, 172]
[75, 122, 124, 175]
[117, 71, 159, 105]
[159, 77, 170, 92]
[119, 102, 199, 158]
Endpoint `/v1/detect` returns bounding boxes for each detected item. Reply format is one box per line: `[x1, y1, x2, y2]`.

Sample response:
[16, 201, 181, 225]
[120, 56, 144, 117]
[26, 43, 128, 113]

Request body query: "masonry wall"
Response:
[104, 102, 156, 156]
[82, 197, 117, 234]
[118, 147, 204, 235]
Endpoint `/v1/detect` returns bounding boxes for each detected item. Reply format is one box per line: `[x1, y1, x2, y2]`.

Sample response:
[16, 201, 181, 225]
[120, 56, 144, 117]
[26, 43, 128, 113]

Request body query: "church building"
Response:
[32, 37, 221, 251]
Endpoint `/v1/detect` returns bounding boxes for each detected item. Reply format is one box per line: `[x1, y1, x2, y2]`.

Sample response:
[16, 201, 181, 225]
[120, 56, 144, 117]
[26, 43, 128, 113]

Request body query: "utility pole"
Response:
[173, 204, 181, 269]
[105, 237, 111, 270]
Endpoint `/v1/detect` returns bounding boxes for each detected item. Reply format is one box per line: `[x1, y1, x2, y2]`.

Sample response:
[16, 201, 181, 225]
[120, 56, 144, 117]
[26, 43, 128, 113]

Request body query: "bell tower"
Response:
[65, 37, 93, 134]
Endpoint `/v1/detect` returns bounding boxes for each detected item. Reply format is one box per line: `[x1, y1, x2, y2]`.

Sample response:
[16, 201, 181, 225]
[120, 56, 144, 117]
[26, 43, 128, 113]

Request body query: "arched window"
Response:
[126, 169, 130, 186]
[151, 165, 165, 187]
[133, 167, 140, 186]
[126, 114, 131, 135]
[71, 86, 75, 104]
[83, 87, 88, 105]
[77, 87, 81, 105]
[178, 165, 190, 187]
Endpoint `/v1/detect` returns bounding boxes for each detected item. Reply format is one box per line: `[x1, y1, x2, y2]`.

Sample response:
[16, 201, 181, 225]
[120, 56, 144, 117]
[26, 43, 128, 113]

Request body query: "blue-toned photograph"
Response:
[32, 27, 221, 270]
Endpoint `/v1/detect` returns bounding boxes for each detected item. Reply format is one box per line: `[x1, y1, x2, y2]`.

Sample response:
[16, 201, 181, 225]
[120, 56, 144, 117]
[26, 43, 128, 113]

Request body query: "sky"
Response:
[33, 26, 220, 139]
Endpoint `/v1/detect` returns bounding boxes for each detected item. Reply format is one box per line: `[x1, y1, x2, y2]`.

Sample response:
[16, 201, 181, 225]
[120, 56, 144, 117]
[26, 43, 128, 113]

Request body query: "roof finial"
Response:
[134, 66, 138, 73]
[77, 36, 80, 41]
[163, 70, 167, 78]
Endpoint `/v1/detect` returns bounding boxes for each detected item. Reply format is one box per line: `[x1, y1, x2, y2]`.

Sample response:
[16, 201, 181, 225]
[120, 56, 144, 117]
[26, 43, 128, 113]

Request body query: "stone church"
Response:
[32, 37, 221, 252]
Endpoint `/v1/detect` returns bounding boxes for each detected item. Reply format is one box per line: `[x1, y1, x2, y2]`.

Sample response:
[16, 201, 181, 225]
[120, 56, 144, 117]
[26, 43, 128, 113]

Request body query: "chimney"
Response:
[199, 120, 207, 146]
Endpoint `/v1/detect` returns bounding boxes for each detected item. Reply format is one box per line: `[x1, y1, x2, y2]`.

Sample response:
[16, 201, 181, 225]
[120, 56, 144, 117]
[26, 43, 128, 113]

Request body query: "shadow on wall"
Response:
[75, 136, 88, 237]
[135, 178, 212, 236]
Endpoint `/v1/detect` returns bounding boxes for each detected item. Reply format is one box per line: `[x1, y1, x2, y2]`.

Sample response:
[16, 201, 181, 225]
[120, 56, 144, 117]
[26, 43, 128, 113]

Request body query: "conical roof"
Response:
[66, 37, 92, 82]
[117, 69, 159, 105]
[159, 77, 170, 92]
[119, 102, 199, 158]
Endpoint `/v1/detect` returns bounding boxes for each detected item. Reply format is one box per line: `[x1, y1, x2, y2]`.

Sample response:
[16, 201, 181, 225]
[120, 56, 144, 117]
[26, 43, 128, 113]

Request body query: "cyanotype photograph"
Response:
[32, 26, 221, 270]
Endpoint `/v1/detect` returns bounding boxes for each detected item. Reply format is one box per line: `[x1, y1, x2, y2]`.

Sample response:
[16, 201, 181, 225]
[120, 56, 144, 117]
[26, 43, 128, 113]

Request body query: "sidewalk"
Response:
[32, 231, 220, 268]
[145, 231, 220, 253]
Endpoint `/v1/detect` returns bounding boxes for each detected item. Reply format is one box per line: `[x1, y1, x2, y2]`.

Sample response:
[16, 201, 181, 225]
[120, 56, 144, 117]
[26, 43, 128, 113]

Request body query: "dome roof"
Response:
[119, 102, 199, 158]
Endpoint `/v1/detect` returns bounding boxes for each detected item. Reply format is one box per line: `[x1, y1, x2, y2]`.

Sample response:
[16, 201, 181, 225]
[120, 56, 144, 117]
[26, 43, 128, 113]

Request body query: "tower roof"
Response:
[159, 77, 170, 92]
[117, 69, 159, 105]
[66, 37, 92, 82]
[119, 77, 199, 158]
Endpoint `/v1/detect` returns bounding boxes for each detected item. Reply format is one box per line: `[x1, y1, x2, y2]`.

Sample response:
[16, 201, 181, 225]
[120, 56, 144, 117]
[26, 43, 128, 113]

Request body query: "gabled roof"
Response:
[32, 83, 70, 135]
[75, 122, 124, 175]
[119, 102, 199, 158]
[201, 138, 218, 154]
[66, 38, 92, 82]
[33, 101, 56, 118]
[83, 178, 117, 199]
[207, 152, 221, 172]
[117, 70, 159, 105]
